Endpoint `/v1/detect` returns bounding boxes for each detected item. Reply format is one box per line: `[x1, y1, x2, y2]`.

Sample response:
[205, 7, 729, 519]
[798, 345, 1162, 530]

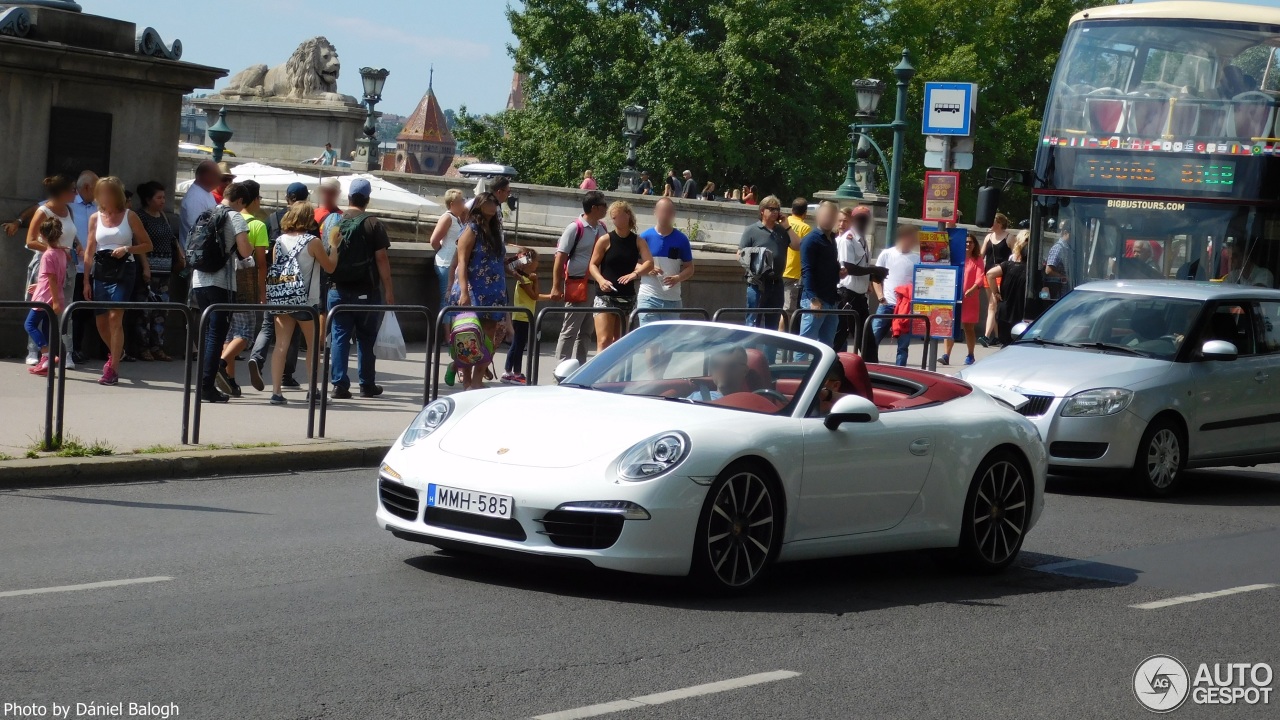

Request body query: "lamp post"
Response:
[834, 50, 916, 245]
[617, 104, 649, 193]
[357, 67, 390, 171]
[207, 107, 233, 164]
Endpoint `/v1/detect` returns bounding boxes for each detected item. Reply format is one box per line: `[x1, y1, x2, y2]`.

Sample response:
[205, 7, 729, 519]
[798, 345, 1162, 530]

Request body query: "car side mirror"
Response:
[1011, 322, 1030, 340]
[975, 184, 1001, 228]
[553, 359, 581, 383]
[1200, 340, 1238, 361]
[824, 395, 880, 429]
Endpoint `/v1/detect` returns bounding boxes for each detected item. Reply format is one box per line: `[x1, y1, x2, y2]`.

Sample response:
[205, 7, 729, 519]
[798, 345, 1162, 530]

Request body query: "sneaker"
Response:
[939, 353, 950, 366]
[25, 350, 38, 365]
[214, 365, 235, 396]
[444, 364, 457, 387]
[246, 359, 265, 392]
[63, 353, 75, 369]
[99, 364, 118, 386]
[269, 394, 287, 405]
[500, 372, 516, 384]
[29, 355, 49, 376]
[977, 335, 991, 348]
[359, 384, 383, 398]
[282, 376, 301, 389]
[331, 385, 352, 400]
[965, 355, 975, 365]
[139, 350, 155, 361]
[226, 378, 242, 398]
[512, 373, 528, 386]
[201, 388, 229, 403]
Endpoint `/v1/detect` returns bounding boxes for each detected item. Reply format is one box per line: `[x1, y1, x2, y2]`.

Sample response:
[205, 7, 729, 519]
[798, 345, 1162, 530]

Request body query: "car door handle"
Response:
[909, 439, 932, 456]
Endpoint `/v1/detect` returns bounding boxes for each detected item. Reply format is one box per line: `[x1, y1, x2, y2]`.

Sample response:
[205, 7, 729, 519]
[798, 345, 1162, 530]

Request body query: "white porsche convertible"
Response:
[377, 322, 1046, 591]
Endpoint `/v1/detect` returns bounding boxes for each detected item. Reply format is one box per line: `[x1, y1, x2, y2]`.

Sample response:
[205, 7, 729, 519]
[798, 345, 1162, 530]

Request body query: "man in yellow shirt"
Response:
[781, 197, 811, 330]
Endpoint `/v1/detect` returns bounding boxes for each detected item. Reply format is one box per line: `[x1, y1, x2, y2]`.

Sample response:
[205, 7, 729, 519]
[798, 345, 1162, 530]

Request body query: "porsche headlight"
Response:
[1060, 388, 1133, 417]
[402, 398, 453, 446]
[617, 431, 690, 481]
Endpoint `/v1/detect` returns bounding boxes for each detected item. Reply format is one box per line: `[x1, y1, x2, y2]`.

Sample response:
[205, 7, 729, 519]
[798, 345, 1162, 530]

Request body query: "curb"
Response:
[0, 440, 391, 489]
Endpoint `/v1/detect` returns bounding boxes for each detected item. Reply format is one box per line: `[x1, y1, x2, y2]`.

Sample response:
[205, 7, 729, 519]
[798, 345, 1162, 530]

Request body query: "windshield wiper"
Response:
[558, 382, 596, 391]
[1013, 337, 1073, 348]
[1066, 341, 1149, 357]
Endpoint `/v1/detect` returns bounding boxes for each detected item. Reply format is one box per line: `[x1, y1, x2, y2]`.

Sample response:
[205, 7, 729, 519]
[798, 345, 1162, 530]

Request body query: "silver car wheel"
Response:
[706, 471, 775, 588]
[971, 460, 1029, 566]
[1146, 428, 1181, 489]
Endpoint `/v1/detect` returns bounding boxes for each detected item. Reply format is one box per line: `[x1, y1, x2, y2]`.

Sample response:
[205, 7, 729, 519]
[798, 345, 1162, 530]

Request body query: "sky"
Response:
[103, 0, 520, 116]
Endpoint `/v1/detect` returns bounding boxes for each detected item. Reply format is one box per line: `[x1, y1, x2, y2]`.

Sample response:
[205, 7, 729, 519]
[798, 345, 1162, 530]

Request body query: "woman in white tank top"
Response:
[83, 176, 153, 385]
[430, 189, 466, 309]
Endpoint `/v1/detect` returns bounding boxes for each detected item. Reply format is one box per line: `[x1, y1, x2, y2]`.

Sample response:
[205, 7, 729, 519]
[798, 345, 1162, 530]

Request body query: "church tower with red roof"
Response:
[391, 68, 456, 176]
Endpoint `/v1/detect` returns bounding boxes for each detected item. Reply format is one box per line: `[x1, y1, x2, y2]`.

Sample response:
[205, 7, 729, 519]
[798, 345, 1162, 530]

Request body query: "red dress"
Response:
[960, 257, 986, 325]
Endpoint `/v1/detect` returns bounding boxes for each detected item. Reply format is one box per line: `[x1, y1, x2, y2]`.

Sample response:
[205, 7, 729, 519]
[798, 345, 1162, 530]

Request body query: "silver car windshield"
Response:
[1019, 291, 1202, 360]
[561, 324, 818, 416]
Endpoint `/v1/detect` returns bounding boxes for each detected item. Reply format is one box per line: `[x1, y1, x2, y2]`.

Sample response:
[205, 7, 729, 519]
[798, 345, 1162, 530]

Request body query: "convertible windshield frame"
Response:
[561, 323, 823, 417]
[1019, 290, 1204, 361]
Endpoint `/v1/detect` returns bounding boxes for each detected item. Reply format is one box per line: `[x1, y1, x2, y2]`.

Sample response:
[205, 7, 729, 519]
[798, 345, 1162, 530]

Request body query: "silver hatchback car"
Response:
[960, 281, 1280, 495]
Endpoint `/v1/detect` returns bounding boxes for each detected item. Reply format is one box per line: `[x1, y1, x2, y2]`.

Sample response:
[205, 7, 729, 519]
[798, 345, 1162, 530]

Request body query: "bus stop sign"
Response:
[923, 82, 976, 136]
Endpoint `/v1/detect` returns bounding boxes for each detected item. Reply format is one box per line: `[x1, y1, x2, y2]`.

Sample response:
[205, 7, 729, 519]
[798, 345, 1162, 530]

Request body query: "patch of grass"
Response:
[29, 433, 115, 458]
[134, 444, 179, 455]
[231, 441, 281, 450]
[0, 452, 12, 461]
[25, 450, 38, 459]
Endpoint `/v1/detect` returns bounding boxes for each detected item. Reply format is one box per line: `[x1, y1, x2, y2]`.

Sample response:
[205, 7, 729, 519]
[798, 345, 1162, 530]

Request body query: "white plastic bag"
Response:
[374, 312, 407, 360]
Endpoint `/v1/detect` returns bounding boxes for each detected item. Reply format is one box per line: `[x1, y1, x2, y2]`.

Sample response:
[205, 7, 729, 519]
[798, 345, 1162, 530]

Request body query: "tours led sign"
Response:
[1075, 156, 1236, 194]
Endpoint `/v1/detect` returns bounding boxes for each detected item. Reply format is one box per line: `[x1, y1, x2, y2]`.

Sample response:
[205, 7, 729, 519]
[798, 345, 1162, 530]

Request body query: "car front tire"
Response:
[1130, 416, 1185, 497]
[691, 461, 780, 592]
[957, 449, 1032, 573]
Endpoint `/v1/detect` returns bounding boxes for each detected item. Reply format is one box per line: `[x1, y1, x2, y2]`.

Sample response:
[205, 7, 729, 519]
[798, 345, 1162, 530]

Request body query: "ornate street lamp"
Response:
[617, 104, 649, 192]
[835, 53, 914, 227]
[207, 107, 233, 163]
[357, 67, 390, 171]
[853, 78, 885, 119]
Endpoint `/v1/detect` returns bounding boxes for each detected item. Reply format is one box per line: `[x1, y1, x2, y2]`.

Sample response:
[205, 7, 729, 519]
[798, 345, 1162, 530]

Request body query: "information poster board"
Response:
[922, 171, 960, 223]
[918, 230, 951, 264]
[911, 265, 959, 339]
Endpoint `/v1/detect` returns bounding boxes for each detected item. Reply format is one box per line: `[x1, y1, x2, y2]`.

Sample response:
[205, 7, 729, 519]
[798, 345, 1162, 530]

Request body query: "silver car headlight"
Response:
[1060, 388, 1133, 417]
[617, 431, 690, 481]
[402, 398, 453, 446]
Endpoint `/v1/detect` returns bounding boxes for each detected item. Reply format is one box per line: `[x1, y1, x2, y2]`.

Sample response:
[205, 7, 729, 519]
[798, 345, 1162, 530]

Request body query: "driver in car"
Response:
[688, 346, 750, 401]
[816, 362, 852, 416]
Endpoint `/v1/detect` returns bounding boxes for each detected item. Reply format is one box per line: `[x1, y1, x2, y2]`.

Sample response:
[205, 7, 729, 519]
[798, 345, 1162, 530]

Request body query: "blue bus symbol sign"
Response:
[923, 82, 975, 136]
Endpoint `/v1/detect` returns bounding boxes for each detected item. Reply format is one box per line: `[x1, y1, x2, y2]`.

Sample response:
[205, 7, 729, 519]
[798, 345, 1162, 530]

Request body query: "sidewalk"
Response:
[0, 331, 1004, 458]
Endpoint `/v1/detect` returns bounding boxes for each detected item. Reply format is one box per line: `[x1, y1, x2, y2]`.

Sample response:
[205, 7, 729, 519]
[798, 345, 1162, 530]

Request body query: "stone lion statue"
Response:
[219, 36, 357, 105]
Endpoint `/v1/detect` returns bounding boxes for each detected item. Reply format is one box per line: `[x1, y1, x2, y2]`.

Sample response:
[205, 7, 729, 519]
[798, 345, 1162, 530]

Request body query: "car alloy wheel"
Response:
[959, 451, 1030, 572]
[1131, 417, 1184, 497]
[699, 467, 777, 589]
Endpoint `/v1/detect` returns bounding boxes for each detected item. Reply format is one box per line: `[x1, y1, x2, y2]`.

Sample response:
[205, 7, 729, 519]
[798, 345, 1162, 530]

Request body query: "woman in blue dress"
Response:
[451, 192, 507, 389]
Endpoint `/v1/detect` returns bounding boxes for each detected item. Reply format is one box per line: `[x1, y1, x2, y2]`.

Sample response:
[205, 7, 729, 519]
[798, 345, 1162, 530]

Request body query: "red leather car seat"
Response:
[744, 348, 773, 391]
[836, 352, 874, 401]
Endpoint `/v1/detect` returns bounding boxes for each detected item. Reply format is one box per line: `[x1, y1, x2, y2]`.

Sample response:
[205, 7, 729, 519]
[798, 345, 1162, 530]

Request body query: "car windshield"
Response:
[560, 323, 819, 415]
[1018, 290, 1202, 360]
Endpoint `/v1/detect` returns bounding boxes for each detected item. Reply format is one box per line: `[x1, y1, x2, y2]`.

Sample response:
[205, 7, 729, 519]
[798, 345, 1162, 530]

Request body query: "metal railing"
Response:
[788, 308, 864, 355]
[528, 305, 625, 386]
[4, 301, 58, 449]
[860, 313, 932, 370]
[626, 306, 710, 331]
[318, 304, 434, 438]
[54, 300, 192, 445]
[191, 303, 318, 444]
[431, 305, 536, 400]
[711, 303, 788, 324]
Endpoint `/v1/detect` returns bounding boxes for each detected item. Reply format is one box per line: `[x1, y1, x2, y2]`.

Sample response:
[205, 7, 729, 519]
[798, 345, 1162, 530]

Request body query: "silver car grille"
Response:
[1019, 394, 1054, 417]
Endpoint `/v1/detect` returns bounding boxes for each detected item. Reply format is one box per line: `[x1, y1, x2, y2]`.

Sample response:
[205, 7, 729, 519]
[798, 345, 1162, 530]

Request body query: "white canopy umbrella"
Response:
[175, 162, 317, 195]
[339, 173, 439, 213]
[177, 165, 438, 214]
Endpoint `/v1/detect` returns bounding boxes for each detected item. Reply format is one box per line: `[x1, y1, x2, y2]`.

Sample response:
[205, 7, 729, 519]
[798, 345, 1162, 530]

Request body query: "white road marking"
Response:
[532, 670, 801, 720]
[0, 576, 173, 599]
[1129, 583, 1278, 610]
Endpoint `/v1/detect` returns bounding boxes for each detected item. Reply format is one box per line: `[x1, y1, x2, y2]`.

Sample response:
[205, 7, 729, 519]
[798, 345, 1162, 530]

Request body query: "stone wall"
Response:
[190, 98, 366, 164]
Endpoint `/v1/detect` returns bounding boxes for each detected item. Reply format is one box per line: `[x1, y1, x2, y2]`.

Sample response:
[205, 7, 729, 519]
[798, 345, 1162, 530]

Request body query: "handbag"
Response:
[93, 249, 129, 284]
[563, 219, 590, 303]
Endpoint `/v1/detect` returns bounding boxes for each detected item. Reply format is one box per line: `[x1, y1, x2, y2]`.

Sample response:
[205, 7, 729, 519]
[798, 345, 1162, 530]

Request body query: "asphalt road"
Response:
[2, 465, 1278, 720]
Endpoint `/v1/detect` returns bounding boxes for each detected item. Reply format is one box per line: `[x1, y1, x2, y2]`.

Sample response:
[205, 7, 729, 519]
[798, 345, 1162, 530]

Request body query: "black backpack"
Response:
[186, 205, 231, 273]
[329, 212, 375, 286]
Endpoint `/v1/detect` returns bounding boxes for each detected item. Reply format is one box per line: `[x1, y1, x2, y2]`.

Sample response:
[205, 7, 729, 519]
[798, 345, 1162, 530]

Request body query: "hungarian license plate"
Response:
[427, 483, 513, 519]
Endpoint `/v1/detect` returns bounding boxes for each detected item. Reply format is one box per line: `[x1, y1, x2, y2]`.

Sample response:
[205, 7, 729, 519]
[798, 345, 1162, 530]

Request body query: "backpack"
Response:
[329, 212, 375, 286]
[186, 205, 232, 274]
[265, 236, 311, 306]
[447, 311, 493, 367]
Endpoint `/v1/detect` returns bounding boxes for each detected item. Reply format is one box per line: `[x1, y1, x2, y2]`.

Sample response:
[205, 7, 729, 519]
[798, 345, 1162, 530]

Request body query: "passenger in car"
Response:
[687, 345, 750, 402]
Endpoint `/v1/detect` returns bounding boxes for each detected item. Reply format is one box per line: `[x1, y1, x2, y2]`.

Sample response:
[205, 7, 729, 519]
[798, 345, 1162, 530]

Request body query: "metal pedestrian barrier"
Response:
[432, 305, 536, 400]
[626, 306, 710, 331]
[860, 313, 932, 370]
[4, 300, 58, 450]
[191, 303, 318, 444]
[54, 300, 192, 445]
[319, 304, 434, 438]
[711, 307, 773, 325]
[788, 308, 864, 355]
[528, 305, 626, 386]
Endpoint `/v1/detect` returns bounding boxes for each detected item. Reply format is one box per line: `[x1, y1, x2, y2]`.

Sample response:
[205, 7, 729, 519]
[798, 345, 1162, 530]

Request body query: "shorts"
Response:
[228, 310, 257, 341]
[269, 303, 321, 322]
[594, 294, 636, 313]
[91, 261, 137, 315]
[781, 278, 801, 312]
